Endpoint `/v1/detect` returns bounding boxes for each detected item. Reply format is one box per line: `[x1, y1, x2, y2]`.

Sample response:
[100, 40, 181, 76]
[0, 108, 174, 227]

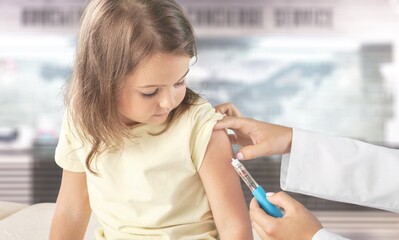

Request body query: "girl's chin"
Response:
[151, 115, 169, 123]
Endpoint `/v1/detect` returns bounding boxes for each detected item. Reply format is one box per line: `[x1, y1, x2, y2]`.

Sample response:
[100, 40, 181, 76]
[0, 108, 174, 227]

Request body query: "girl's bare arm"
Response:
[199, 129, 253, 240]
[50, 170, 91, 240]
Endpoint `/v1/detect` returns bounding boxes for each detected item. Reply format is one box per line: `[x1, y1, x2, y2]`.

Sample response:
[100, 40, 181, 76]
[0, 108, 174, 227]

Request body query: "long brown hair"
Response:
[65, 0, 199, 174]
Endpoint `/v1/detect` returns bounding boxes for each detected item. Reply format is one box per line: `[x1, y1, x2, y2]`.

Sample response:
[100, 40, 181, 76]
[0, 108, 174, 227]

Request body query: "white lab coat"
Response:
[280, 129, 399, 240]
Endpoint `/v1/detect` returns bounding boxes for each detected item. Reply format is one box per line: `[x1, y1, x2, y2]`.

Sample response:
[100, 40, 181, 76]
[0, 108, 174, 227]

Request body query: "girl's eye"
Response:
[175, 79, 186, 87]
[141, 79, 185, 98]
[142, 89, 158, 97]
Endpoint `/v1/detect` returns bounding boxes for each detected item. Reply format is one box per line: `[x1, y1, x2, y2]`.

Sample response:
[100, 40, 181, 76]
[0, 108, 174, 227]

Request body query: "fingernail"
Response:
[266, 192, 275, 197]
[236, 152, 244, 160]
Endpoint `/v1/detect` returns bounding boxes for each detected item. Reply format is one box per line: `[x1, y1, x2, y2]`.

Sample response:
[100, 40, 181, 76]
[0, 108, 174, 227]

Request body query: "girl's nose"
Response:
[159, 89, 176, 110]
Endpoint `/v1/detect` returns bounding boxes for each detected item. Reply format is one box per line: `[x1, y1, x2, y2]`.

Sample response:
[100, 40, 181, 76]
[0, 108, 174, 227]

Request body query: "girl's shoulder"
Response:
[59, 108, 86, 146]
[187, 99, 217, 118]
[182, 99, 223, 129]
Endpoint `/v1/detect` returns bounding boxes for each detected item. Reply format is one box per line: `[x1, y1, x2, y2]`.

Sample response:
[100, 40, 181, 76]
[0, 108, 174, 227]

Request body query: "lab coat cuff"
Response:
[280, 153, 290, 189]
[280, 128, 307, 191]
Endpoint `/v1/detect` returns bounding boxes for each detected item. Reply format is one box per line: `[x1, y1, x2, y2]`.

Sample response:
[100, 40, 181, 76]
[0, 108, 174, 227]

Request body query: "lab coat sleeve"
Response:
[281, 128, 399, 213]
[312, 228, 351, 240]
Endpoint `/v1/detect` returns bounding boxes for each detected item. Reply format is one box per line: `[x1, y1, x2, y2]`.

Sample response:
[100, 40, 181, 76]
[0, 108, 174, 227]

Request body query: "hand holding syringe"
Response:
[231, 158, 283, 218]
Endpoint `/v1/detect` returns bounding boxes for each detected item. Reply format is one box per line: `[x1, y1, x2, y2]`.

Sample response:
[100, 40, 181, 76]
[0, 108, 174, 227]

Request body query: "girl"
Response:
[49, 0, 252, 239]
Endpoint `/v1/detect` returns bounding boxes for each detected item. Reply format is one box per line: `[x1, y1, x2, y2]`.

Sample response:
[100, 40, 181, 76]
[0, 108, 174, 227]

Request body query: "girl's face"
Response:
[118, 53, 190, 125]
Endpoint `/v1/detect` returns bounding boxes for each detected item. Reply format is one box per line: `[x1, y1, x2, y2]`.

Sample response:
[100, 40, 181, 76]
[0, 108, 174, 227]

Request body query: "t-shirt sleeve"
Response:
[54, 110, 85, 173]
[189, 100, 224, 170]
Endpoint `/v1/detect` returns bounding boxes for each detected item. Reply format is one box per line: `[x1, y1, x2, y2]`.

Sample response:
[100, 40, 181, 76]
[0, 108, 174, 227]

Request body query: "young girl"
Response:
[49, 0, 252, 239]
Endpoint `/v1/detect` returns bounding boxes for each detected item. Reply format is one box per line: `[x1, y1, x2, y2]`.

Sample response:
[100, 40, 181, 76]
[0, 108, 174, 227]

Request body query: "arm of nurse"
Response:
[50, 170, 91, 240]
[199, 130, 253, 240]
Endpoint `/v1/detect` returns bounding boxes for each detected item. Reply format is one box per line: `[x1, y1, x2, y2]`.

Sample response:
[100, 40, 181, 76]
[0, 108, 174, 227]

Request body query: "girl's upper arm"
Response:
[199, 129, 253, 240]
[50, 170, 91, 239]
[56, 170, 91, 213]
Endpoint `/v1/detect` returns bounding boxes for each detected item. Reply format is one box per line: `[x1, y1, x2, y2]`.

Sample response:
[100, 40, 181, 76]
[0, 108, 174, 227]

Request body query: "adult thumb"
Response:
[238, 144, 266, 160]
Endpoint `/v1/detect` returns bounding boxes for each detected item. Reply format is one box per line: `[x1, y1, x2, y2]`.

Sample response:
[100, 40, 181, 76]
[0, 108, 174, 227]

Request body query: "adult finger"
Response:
[249, 198, 277, 234]
[239, 141, 272, 160]
[252, 221, 267, 240]
[267, 191, 299, 213]
[214, 103, 242, 117]
[213, 117, 248, 132]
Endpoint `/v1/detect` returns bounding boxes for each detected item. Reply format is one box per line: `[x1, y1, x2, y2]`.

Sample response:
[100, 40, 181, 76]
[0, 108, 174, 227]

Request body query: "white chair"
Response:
[0, 201, 99, 239]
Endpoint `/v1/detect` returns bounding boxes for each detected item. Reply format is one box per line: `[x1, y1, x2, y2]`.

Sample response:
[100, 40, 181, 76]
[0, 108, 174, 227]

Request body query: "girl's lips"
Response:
[154, 112, 169, 117]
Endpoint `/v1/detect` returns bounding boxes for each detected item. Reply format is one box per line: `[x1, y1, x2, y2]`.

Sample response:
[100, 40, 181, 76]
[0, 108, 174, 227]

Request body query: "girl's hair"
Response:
[65, 0, 200, 174]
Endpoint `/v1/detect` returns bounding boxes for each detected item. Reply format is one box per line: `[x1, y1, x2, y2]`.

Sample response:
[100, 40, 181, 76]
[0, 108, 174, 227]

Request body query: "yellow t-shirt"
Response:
[55, 100, 223, 240]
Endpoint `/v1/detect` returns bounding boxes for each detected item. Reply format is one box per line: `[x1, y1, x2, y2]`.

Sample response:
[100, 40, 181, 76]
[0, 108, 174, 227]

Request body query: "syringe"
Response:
[231, 158, 283, 218]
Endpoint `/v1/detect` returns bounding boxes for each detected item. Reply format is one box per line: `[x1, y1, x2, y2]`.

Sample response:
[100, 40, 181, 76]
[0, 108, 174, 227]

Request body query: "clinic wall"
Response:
[0, 0, 399, 207]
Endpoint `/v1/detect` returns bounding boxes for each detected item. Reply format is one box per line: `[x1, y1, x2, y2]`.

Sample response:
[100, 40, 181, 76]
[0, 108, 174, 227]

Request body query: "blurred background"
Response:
[0, 0, 399, 239]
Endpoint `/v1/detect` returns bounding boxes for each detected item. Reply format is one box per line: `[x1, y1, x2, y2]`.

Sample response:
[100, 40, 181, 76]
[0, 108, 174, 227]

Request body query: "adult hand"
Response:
[250, 192, 322, 240]
[214, 103, 293, 160]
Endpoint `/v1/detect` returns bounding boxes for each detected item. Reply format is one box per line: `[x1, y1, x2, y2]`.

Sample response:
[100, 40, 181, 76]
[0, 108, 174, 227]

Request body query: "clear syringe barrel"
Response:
[231, 158, 259, 191]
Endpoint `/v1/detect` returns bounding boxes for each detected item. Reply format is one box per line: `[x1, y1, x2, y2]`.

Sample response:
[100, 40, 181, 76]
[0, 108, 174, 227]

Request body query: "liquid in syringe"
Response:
[231, 158, 258, 191]
[231, 158, 283, 218]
